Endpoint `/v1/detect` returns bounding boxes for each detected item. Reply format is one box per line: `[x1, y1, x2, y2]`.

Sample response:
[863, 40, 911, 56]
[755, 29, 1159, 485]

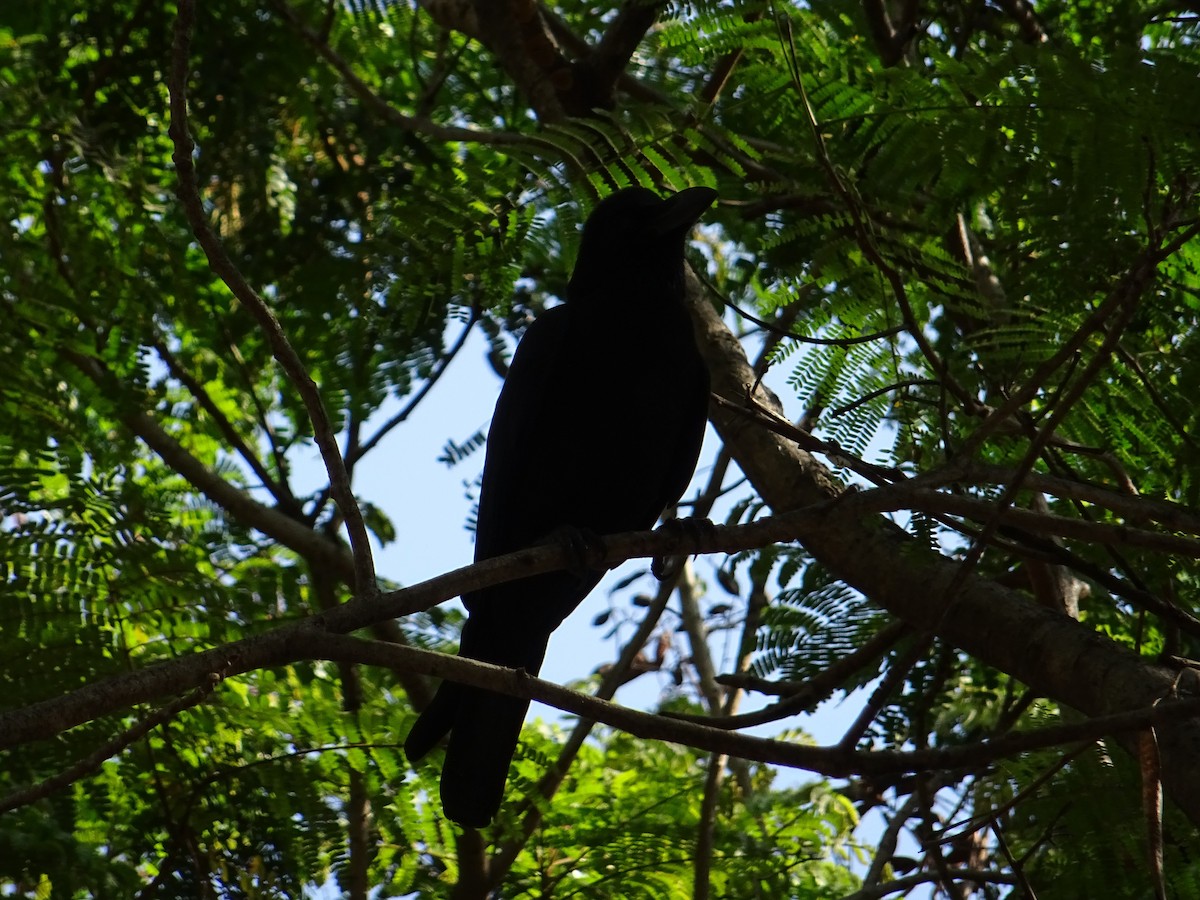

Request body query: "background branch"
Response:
[169, 0, 377, 594]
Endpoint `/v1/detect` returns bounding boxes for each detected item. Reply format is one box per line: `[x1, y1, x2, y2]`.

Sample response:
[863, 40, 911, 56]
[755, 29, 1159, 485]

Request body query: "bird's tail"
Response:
[403, 679, 460, 764]
[403, 615, 551, 827]
[405, 680, 532, 828]
[439, 685, 533, 827]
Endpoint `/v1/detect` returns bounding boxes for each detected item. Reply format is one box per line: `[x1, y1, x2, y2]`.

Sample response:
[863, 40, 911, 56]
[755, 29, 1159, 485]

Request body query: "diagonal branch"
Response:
[306, 312, 478, 525]
[685, 265, 1200, 825]
[277, 0, 529, 144]
[711, 619, 910, 726]
[578, 0, 668, 107]
[0, 682, 216, 814]
[468, 0, 568, 120]
[960, 221, 1200, 457]
[152, 337, 298, 513]
[8, 623, 1200, 811]
[61, 348, 352, 577]
[169, 0, 376, 596]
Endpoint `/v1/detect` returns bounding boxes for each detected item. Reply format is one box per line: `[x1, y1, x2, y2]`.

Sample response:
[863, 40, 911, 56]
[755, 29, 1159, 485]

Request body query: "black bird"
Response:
[404, 186, 716, 827]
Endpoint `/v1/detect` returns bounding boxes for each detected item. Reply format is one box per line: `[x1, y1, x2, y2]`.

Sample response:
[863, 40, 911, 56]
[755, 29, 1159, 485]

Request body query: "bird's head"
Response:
[571, 186, 718, 280]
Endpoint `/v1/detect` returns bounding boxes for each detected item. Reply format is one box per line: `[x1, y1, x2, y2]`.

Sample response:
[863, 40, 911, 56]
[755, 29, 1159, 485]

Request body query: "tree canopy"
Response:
[2, 0, 1200, 897]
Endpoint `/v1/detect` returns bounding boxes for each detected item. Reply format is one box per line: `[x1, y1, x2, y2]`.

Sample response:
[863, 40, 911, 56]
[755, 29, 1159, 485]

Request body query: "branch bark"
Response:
[684, 267, 1200, 825]
[6, 540, 1200, 812]
[170, 0, 376, 595]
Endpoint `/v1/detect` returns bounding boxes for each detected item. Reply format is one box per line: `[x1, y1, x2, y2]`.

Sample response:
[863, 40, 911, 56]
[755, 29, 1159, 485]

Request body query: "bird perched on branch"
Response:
[404, 186, 717, 827]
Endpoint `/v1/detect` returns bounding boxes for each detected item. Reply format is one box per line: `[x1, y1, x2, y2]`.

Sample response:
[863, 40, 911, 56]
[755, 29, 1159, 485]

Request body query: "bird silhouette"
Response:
[404, 186, 716, 827]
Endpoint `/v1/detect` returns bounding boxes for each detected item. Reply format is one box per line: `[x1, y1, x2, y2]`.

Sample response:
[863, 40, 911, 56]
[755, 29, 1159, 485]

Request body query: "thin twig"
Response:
[354, 312, 478, 466]
[829, 379, 940, 418]
[712, 619, 908, 707]
[848, 485, 1200, 559]
[934, 745, 1088, 845]
[838, 637, 932, 751]
[991, 818, 1038, 899]
[153, 337, 297, 511]
[864, 792, 921, 885]
[710, 393, 902, 486]
[725, 294, 907, 347]
[774, 9, 977, 412]
[274, 0, 529, 146]
[0, 681, 217, 813]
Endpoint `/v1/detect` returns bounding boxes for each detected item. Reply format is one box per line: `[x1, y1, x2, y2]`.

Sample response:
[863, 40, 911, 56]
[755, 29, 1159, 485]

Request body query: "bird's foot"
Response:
[652, 516, 717, 580]
[544, 525, 607, 578]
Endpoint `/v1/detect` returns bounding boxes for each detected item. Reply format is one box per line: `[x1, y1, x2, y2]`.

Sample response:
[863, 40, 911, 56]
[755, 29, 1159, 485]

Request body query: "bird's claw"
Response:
[545, 525, 607, 578]
[652, 516, 716, 580]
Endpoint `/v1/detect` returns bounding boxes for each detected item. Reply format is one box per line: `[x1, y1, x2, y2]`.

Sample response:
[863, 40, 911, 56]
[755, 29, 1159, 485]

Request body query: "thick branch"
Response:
[684, 267, 1200, 825]
[5, 529, 1200, 795]
[573, 0, 666, 110]
[469, 0, 567, 120]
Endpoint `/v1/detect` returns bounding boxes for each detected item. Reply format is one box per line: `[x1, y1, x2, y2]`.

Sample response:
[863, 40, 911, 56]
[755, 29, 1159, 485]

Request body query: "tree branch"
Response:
[277, 0, 529, 145]
[576, 0, 667, 109]
[851, 485, 1200, 559]
[61, 349, 352, 577]
[468, 0, 568, 120]
[0, 682, 215, 814]
[712, 619, 909, 724]
[841, 868, 1017, 900]
[152, 337, 298, 513]
[5, 527, 1200, 812]
[170, 0, 376, 595]
[685, 266, 1200, 824]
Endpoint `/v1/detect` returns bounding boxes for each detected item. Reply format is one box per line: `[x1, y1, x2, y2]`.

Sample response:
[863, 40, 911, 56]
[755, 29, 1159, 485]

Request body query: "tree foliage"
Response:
[2, 0, 1200, 897]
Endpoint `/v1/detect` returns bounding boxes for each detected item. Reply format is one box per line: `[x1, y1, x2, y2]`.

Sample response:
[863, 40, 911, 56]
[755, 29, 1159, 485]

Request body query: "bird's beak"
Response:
[652, 187, 718, 236]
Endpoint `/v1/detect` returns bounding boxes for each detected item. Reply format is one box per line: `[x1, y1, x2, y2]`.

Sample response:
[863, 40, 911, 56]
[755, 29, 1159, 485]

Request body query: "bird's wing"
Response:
[656, 360, 711, 517]
[472, 305, 569, 563]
